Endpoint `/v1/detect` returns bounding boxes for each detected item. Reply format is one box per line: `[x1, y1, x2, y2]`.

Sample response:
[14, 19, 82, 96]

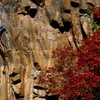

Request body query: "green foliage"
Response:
[90, 19, 100, 31]
[85, 9, 92, 15]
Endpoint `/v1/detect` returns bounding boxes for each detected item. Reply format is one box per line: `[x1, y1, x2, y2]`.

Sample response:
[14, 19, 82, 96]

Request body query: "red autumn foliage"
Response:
[39, 47, 75, 94]
[39, 30, 100, 100]
[91, 7, 100, 18]
[76, 29, 100, 76]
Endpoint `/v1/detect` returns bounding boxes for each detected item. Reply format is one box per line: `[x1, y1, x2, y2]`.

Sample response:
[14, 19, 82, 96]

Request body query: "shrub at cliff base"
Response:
[39, 30, 100, 100]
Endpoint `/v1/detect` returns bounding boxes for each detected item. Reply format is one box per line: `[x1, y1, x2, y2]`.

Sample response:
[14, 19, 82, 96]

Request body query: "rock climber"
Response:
[0, 26, 6, 34]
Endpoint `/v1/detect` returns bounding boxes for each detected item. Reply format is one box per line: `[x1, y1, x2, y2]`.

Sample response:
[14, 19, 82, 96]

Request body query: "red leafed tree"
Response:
[39, 32, 100, 99]
[76, 29, 100, 76]
[91, 7, 100, 18]
[66, 29, 100, 100]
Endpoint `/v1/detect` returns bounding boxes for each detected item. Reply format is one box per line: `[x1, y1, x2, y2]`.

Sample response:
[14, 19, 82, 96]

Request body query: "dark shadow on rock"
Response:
[9, 72, 19, 77]
[63, 10, 71, 13]
[71, 1, 79, 8]
[18, 7, 37, 18]
[79, 9, 87, 14]
[62, 21, 71, 32]
[12, 79, 21, 85]
[18, 12, 28, 16]
[50, 20, 71, 33]
[0, 49, 7, 65]
[50, 20, 59, 29]
[31, 0, 45, 7]
[34, 62, 41, 70]
[80, 24, 87, 39]
[87, 3, 95, 8]
[14, 93, 24, 99]
[25, 6, 30, 12]
[34, 86, 45, 90]
[28, 8, 37, 18]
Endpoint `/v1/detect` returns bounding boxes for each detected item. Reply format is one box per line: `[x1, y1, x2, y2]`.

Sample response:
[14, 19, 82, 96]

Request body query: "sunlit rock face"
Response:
[0, 0, 99, 100]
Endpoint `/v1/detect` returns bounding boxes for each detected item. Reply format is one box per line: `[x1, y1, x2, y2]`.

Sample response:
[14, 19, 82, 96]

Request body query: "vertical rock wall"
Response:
[0, 0, 99, 100]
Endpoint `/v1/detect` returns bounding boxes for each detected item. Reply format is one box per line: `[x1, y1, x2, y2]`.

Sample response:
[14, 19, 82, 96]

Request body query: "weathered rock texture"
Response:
[0, 0, 99, 100]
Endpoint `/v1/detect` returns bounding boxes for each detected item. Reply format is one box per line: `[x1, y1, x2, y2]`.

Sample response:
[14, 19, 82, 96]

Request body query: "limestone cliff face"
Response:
[0, 0, 99, 100]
